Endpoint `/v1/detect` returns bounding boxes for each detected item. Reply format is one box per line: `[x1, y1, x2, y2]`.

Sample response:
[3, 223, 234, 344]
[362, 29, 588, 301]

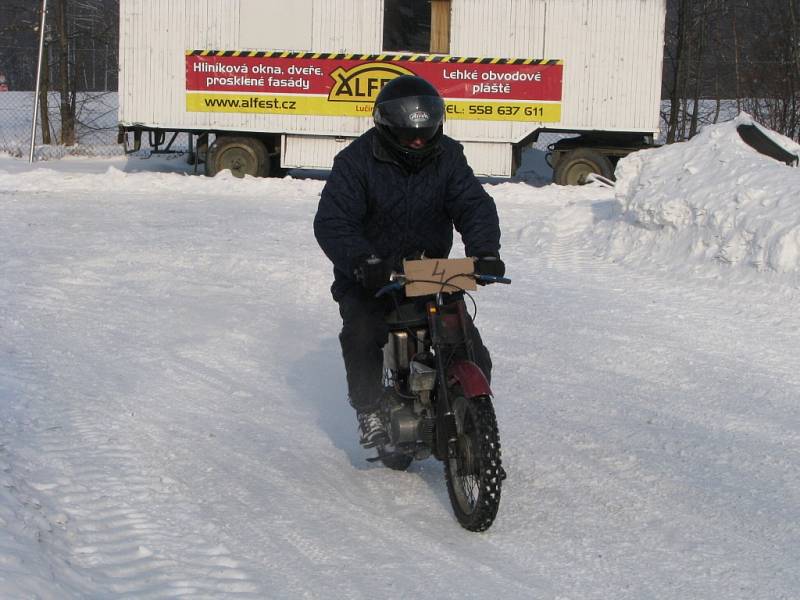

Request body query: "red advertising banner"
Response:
[185, 51, 563, 122]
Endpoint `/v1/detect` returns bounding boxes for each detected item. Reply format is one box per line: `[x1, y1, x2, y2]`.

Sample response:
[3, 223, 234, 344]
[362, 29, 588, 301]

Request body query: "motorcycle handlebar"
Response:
[374, 272, 512, 298]
[375, 280, 405, 298]
[476, 274, 512, 285]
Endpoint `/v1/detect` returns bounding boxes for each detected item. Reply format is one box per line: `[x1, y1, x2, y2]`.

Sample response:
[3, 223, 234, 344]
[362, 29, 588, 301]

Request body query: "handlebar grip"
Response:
[475, 274, 512, 285]
[375, 281, 404, 298]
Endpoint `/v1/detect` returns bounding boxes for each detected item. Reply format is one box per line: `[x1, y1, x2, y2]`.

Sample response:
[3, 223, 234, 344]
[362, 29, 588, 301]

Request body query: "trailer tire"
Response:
[553, 148, 614, 185]
[206, 136, 271, 178]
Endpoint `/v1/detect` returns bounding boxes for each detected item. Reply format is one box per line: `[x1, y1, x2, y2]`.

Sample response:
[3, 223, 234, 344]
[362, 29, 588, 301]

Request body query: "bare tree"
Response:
[0, 0, 119, 146]
[664, 0, 717, 142]
[39, 24, 53, 145]
[663, 0, 800, 143]
[54, 0, 76, 145]
[664, 0, 687, 142]
[739, 0, 800, 141]
[0, 2, 41, 90]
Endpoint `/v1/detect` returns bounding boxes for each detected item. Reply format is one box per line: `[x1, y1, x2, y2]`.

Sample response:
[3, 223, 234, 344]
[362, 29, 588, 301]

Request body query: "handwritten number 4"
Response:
[432, 260, 445, 282]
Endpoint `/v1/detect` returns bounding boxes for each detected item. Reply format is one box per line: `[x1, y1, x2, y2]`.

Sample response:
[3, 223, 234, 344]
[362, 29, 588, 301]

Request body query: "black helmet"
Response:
[373, 75, 445, 168]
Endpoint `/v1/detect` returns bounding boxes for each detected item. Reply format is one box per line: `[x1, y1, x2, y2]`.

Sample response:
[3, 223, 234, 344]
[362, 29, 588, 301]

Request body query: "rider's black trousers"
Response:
[337, 287, 492, 412]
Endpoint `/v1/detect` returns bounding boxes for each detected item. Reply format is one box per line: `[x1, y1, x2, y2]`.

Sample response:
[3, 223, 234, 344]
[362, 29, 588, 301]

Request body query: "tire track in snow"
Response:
[14, 401, 264, 598]
[1, 293, 265, 597]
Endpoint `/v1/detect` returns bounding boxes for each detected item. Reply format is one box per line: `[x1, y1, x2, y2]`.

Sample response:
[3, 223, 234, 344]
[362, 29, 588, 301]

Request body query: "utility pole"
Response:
[29, 0, 49, 163]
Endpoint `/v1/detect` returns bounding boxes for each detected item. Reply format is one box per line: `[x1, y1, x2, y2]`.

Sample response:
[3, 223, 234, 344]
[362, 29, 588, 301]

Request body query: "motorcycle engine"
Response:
[386, 396, 435, 455]
[388, 400, 419, 445]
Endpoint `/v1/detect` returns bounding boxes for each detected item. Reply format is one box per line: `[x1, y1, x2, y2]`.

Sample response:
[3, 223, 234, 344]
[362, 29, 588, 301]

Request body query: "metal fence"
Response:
[0, 90, 125, 159]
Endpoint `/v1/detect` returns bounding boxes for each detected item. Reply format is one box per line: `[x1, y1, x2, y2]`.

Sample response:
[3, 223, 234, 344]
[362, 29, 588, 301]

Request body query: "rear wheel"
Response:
[445, 393, 503, 532]
[206, 135, 271, 178]
[380, 451, 414, 471]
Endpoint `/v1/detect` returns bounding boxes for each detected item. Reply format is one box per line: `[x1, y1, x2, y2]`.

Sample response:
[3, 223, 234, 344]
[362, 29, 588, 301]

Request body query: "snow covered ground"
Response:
[1, 115, 799, 598]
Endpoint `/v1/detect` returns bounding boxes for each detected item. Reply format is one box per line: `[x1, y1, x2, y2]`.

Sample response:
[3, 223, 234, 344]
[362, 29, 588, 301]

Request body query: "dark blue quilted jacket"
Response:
[314, 128, 501, 301]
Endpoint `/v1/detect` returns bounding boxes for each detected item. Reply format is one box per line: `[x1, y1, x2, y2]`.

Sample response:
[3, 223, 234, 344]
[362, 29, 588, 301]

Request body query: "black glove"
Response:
[355, 255, 391, 290]
[475, 256, 506, 279]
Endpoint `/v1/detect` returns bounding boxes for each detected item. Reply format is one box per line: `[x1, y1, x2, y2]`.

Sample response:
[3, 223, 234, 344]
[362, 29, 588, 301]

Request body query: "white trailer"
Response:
[118, 0, 666, 183]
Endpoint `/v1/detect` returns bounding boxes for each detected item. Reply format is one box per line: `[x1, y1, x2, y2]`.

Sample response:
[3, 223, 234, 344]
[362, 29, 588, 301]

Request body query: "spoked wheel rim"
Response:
[445, 393, 503, 531]
[450, 403, 481, 514]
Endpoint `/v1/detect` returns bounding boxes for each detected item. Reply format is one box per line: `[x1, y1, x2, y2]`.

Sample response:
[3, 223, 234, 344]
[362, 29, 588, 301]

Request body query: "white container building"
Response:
[118, 0, 666, 182]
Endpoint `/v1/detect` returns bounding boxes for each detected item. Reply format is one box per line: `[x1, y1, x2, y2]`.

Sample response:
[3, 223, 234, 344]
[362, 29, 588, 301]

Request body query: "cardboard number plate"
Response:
[403, 258, 476, 297]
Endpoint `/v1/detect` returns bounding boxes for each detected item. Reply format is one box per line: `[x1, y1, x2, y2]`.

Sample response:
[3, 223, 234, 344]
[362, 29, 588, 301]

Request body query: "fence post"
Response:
[29, 0, 49, 163]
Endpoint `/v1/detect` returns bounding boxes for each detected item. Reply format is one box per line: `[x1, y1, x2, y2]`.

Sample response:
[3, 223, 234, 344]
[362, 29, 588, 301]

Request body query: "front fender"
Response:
[448, 360, 492, 399]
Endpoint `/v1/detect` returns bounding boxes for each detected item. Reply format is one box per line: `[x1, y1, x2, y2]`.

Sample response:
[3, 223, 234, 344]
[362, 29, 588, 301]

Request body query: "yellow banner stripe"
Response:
[187, 93, 561, 122]
[445, 100, 561, 122]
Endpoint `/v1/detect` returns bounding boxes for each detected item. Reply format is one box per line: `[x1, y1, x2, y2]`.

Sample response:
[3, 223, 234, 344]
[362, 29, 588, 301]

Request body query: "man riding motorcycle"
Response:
[313, 75, 505, 448]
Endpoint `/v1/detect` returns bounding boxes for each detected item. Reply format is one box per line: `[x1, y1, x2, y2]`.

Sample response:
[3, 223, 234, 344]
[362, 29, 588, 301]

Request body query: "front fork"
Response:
[434, 352, 458, 461]
[430, 296, 492, 461]
[430, 294, 474, 461]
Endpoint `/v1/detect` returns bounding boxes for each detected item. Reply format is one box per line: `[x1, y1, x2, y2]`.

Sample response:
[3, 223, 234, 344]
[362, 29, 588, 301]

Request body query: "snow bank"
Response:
[3, 126, 800, 598]
[598, 114, 800, 276]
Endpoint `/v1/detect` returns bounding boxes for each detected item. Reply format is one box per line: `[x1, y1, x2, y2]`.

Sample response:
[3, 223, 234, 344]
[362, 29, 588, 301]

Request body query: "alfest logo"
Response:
[327, 63, 414, 102]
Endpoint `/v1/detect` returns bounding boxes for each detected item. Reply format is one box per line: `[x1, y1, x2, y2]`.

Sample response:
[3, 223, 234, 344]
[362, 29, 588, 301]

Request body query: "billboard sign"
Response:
[186, 51, 563, 122]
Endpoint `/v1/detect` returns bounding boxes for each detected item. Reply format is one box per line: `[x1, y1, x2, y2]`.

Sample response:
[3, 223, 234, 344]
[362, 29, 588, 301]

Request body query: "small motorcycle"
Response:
[370, 258, 510, 532]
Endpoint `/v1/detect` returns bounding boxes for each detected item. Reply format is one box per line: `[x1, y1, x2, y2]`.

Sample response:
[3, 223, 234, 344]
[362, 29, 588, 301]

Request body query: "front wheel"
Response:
[445, 393, 503, 532]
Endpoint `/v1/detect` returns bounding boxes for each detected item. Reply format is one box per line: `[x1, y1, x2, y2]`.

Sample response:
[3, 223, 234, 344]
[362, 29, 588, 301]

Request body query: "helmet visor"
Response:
[393, 125, 441, 147]
[374, 95, 445, 145]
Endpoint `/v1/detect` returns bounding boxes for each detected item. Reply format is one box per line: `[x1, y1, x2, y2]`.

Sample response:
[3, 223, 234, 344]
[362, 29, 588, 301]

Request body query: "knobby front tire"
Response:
[445, 393, 503, 532]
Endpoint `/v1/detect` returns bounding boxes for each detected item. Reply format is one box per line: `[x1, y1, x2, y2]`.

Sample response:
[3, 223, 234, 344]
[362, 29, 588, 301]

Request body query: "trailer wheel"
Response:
[206, 136, 270, 178]
[553, 148, 614, 185]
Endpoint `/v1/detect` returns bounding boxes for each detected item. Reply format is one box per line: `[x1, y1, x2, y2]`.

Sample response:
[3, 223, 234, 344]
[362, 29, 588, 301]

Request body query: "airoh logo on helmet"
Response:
[408, 111, 430, 123]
